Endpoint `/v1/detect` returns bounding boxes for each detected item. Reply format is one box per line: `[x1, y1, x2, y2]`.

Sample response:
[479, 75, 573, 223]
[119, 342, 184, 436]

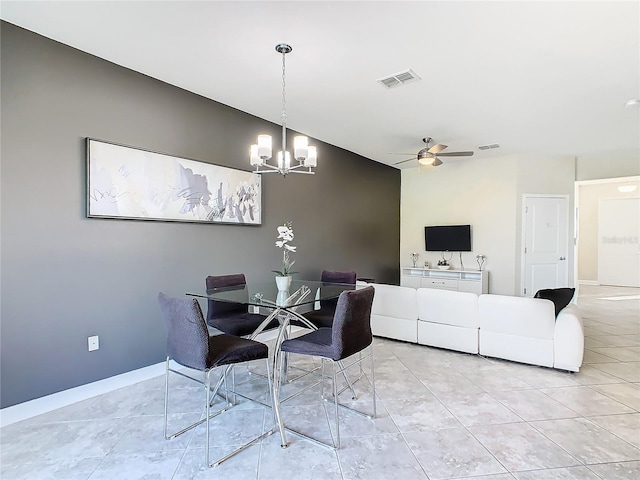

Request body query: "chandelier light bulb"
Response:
[257, 134, 272, 159]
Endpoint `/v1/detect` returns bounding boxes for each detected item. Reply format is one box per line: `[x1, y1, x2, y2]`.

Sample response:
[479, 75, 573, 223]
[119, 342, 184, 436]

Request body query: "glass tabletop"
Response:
[187, 279, 355, 309]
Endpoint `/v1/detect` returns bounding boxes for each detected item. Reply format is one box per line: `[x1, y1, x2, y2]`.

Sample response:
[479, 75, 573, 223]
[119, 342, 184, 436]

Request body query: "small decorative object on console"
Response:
[437, 259, 450, 270]
[410, 252, 419, 267]
[476, 254, 486, 271]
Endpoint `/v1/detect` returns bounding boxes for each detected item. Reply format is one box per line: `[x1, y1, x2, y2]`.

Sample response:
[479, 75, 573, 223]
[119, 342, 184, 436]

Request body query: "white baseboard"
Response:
[0, 362, 166, 428]
[579, 280, 600, 285]
[0, 327, 289, 428]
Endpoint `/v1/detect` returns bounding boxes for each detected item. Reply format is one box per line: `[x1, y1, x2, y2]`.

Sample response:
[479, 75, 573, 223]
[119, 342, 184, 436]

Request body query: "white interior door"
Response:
[598, 197, 640, 287]
[523, 195, 569, 296]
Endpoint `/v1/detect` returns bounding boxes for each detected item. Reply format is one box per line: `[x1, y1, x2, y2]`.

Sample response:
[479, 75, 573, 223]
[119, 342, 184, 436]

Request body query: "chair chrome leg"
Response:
[333, 359, 340, 449]
[337, 360, 358, 400]
[205, 368, 212, 466]
[370, 345, 377, 417]
[163, 357, 170, 439]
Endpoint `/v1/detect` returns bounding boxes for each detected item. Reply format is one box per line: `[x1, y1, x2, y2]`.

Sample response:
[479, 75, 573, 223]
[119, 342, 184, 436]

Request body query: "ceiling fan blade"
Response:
[432, 158, 444, 167]
[427, 143, 447, 154]
[393, 157, 416, 165]
[437, 151, 474, 157]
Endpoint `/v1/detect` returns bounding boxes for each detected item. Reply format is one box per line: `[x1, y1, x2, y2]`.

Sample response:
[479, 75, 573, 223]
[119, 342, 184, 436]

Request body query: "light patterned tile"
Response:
[174, 445, 260, 479]
[582, 349, 618, 364]
[573, 365, 626, 385]
[338, 433, 428, 480]
[591, 362, 640, 383]
[470, 422, 580, 472]
[404, 427, 506, 479]
[540, 386, 634, 416]
[492, 390, 578, 421]
[0, 457, 102, 480]
[383, 394, 462, 432]
[590, 347, 640, 362]
[513, 466, 601, 479]
[438, 393, 522, 426]
[587, 460, 640, 480]
[588, 413, 640, 449]
[590, 382, 640, 411]
[531, 418, 640, 464]
[1, 418, 130, 465]
[257, 433, 341, 480]
[86, 451, 183, 480]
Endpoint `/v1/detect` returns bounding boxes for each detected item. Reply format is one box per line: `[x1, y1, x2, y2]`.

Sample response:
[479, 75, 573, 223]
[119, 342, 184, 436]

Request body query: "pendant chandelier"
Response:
[250, 44, 317, 176]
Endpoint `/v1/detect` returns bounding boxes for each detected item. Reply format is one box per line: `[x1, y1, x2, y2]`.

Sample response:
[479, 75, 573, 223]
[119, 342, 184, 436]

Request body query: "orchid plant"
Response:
[273, 222, 297, 276]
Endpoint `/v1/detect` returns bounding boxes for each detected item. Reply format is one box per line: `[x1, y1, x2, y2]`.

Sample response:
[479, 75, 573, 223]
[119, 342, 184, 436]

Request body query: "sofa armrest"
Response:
[553, 304, 584, 372]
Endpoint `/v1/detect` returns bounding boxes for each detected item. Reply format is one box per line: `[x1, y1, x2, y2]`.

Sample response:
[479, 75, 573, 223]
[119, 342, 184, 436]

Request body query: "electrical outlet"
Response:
[88, 335, 99, 351]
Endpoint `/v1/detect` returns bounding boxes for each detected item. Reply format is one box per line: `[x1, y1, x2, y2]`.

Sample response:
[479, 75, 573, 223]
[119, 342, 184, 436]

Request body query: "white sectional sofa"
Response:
[367, 282, 584, 372]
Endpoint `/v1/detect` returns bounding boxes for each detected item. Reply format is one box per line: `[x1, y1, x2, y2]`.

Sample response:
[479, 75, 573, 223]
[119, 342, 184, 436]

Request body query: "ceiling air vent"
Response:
[377, 69, 421, 89]
[478, 143, 500, 150]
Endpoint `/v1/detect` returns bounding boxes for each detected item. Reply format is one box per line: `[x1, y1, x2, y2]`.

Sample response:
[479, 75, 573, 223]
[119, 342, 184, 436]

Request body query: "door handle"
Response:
[559, 257, 566, 261]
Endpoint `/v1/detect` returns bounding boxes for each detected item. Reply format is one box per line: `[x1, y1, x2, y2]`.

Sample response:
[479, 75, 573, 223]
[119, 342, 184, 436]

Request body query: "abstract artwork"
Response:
[86, 138, 261, 225]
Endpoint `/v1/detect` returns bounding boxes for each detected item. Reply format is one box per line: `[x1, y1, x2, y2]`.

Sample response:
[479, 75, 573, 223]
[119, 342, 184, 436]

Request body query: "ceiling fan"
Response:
[392, 137, 474, 167]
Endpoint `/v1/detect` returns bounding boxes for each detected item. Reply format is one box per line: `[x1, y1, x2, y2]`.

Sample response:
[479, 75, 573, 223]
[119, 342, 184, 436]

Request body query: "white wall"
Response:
[401, 154, 576, 295]
[577, 152, 640, 181]
[401, 155, 517, 295]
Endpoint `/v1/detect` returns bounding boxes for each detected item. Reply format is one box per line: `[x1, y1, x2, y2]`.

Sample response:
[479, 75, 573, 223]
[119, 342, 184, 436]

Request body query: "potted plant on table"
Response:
[273, 222, 297, 290]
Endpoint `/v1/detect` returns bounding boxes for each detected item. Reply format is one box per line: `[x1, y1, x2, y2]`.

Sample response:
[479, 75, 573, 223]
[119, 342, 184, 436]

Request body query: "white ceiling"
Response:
[2, 1, 639, 169]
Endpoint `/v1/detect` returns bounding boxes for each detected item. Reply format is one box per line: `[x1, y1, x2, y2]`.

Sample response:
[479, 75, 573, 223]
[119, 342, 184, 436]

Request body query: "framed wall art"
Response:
[86, 138, 261, 225]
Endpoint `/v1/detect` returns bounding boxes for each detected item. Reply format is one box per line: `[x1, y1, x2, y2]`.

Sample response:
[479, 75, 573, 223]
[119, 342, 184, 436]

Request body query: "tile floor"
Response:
[1, 285, 639, 480]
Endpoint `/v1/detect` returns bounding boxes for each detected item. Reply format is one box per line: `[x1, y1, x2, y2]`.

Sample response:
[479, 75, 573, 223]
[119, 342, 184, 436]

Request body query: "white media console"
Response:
[400, 267, 489, 294]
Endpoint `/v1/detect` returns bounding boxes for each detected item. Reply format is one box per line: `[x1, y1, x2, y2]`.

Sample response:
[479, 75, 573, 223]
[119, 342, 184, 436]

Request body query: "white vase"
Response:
[275, 275, 292, 291]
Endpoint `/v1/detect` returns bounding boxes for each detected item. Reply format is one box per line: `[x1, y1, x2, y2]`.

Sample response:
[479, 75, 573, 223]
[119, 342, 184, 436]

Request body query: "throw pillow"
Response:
[534, 288, 576, 317]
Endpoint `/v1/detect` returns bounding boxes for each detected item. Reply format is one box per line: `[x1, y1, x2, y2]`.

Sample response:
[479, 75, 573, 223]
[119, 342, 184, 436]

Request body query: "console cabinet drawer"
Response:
[421, 278, 458, 290]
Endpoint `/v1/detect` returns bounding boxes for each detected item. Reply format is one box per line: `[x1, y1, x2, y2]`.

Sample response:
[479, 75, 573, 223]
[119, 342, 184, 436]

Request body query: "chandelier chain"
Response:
[281, 50, 287, 152]
[281, 51, 287, 125]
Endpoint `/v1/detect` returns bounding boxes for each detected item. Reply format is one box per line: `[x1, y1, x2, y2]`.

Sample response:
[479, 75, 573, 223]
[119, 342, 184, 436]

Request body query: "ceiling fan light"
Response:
[418, 157, 435, 166]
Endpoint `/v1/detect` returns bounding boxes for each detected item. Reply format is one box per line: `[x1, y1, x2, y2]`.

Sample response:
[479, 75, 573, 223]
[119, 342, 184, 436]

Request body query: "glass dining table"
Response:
[187, 279, 356, 448]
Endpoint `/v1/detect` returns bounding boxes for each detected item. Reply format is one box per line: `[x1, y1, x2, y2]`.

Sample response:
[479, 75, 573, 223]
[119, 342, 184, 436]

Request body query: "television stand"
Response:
[400, 267, 489, 294]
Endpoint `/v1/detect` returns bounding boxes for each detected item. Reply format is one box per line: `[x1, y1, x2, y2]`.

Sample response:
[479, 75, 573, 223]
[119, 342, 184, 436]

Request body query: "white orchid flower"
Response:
[273, 222, 298, 276]
[277, 226, 294, 242]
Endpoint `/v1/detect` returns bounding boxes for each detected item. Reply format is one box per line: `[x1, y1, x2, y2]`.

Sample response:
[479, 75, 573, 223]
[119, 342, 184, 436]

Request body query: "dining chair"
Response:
[303, 270, 357, 329]
[205, 273, 279, 337]
[278, 286, 376, 449]
[158, 292, 274, 467]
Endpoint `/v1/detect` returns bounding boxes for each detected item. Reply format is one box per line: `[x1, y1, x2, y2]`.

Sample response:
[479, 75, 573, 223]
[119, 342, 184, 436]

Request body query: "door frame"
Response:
[520, 193, 570, 296]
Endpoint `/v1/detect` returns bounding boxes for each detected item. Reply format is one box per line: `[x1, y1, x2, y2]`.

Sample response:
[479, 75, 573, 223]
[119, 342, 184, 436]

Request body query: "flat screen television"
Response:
[425, 225, 472, 252]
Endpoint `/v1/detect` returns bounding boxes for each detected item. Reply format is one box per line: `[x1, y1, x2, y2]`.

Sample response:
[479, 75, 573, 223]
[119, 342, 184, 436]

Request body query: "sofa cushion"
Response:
[417, 288, 479, 328]
[478, 294, 555, 339]
[370, 283, 418, 343]
[534, 288, 575, 316]
[370, 283, 418, 320]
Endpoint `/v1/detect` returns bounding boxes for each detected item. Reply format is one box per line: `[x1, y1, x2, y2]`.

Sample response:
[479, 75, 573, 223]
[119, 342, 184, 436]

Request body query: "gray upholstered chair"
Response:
[205, 273, 278, 337]
[158, 292, 273, 467]
[303, 270, 357, 329]
[279, 286, 376, 449]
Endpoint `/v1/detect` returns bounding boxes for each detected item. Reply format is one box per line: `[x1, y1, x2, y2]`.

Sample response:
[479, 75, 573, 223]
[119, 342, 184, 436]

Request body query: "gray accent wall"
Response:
[0, 22, 400, 408]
